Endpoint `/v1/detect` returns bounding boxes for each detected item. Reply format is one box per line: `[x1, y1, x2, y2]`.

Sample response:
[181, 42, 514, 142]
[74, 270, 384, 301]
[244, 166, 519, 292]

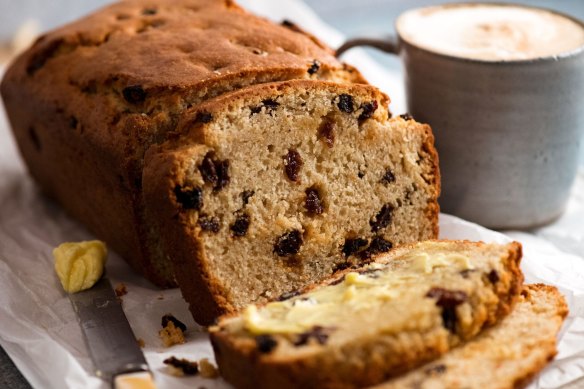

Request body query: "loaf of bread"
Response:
[209, 240, 524, 388]
[377, 284, 568, 389]
[0, 0, 366, 287]
[144, 80, 440, 324]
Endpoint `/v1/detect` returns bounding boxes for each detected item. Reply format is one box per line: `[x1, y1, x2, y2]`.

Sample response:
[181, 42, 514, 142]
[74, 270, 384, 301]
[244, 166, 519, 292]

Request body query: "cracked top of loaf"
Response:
[2, 0, 363, 159]
[5, 0, 362, 98]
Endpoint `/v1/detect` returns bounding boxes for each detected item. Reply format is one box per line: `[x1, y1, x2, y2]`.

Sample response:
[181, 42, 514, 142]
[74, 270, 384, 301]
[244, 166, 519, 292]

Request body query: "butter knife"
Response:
[68, 276, 156, 388]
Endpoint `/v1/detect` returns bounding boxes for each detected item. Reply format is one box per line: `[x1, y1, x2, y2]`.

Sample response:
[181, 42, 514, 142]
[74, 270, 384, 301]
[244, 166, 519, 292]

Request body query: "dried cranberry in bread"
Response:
[0, 0, 364, 287]
[209, 240, 523, 388]
[143, 80, 440, 324]
[377, 284, 567, 389]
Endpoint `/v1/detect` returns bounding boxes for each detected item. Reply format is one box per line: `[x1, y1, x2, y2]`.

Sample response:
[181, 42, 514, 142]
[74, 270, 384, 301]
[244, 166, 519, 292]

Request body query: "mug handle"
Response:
[336, 36, 399, 57]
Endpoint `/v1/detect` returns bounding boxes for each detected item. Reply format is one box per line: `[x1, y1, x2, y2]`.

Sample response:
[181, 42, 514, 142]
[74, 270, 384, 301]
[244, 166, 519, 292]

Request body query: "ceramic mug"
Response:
[337, 3, 584, 229]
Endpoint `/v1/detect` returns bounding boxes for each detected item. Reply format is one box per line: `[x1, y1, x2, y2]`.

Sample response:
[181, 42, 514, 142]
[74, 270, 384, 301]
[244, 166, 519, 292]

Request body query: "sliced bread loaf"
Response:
[0, 0, 364, 287]
[377, 284, 568, 389]
[208, 240, 523, 388]
[143, 80, 440, 324]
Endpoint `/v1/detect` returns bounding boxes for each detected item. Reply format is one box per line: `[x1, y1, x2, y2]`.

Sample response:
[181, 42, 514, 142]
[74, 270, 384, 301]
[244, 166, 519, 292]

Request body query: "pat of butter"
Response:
[412, 252, 473, 274]
[236, 250, 478, 337]
[343, 285, 357, 301]
[241, 270, 403, 334]
[243, 305, 307, 335]
[344, 272, 378, 286]
[53, 240, 107, 293]
[343, 283, 397, 303]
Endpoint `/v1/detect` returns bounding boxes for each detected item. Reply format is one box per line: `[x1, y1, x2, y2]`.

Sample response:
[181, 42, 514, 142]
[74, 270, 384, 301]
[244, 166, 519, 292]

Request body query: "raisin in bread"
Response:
[377, 284, 568, 389]
[0, 0, 365, 287]
[143, 80, 440, 325]
[209, 240, 524, 388]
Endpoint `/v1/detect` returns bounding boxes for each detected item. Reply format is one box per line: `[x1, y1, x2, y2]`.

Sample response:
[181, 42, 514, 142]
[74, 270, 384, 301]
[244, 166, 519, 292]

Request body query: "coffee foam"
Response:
[397, 4, 584, 61]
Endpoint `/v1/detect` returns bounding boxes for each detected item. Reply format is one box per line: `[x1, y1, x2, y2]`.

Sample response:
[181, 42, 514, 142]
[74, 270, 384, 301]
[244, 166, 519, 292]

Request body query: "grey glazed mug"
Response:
[337, 4, 584, 229]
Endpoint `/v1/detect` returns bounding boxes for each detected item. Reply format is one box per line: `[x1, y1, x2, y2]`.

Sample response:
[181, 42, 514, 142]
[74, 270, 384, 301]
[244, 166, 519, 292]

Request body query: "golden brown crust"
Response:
[420, 123, 441, 238]
[512, 284, 568, 389]
[212, 328, 452, 389]
[493, 241, 524, 325]
[1, 0, 362, 286]
[14, 0, 359, 89]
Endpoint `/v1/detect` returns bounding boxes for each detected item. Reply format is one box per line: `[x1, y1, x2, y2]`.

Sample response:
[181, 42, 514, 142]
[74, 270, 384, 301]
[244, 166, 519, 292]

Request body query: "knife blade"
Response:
[68, 275, 156, 388]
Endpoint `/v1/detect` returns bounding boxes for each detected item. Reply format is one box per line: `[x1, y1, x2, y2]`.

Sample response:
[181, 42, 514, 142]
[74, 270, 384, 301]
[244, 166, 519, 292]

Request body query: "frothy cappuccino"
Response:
[397, 4, 584, 61]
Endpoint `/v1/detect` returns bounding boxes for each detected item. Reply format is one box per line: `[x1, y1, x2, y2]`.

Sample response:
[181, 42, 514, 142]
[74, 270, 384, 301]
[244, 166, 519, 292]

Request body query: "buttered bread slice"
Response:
[210, 240, 524, 389]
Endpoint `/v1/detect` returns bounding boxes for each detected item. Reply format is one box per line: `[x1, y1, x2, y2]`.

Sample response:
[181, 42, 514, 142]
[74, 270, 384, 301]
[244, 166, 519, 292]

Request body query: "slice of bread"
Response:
[209, 240, 523, 388]
[143, 80, 440, 325]
[377, 284, 568, 389]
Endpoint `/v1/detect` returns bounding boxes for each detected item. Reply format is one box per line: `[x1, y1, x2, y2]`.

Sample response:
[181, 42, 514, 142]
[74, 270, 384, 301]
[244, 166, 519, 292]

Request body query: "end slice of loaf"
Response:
[377, 284, 568, 389]
[209, 240, 524, 389]
[143, 80, 440, 325]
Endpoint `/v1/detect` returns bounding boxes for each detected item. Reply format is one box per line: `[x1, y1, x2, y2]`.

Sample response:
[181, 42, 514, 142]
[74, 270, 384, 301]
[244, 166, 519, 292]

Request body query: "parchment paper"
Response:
[1, 1, 583, 388]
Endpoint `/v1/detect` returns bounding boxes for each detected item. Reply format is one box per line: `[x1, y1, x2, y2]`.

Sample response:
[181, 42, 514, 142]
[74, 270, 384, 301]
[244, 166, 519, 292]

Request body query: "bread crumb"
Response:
[136, 338, 145, 348]
[198, 358, 219, 378]
[159, 321, 185, 347]
[162, 314, 187, 332]
[163, 356, 198, 376]
[115, 283, 128, 297]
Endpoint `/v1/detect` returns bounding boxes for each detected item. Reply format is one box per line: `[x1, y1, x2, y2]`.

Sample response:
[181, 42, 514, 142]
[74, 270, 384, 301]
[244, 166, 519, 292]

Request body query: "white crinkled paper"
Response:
[1, 0, 584, 388]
